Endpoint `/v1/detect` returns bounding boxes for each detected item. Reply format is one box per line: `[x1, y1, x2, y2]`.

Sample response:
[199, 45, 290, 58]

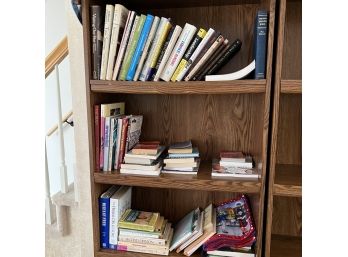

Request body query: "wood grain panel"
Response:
[274, 164, 301, 197]
[281, 79, 302, 94]
[276, 94, 302, 165]
[281, 1, 302, 79]
[270, 234, 301, 257]
[272, 196, 302, 236]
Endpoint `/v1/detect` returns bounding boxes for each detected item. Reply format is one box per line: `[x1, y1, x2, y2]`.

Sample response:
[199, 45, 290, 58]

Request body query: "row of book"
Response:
[90, 4, 267, 82]
[94, 102, 143, 171]
[100, 186, 256, 256]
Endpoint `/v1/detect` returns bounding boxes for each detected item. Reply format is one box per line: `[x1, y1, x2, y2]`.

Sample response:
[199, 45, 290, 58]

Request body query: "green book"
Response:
[118, 14, 146, 80]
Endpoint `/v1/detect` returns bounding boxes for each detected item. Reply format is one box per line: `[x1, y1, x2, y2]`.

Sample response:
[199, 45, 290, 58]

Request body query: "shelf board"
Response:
[90, 80, 266, 94]
[281, 80, 302, 94]
[274, 164, 302, 197]
[94, 162, 261, 193]
[97, 249, 200, 257]
[271, 234, 302, 257]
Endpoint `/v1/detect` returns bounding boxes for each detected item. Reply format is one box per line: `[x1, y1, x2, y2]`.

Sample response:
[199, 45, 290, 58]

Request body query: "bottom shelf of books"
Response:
[270, 234, 302, 257]
[97, 185, 258, 257]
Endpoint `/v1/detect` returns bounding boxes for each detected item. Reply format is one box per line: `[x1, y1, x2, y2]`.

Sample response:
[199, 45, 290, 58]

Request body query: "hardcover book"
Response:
[120, 167, 162, 176]
[90, 6, 104, 80]
[119, 209, 160, 232]
[102, 117, 111, 171]
[94, 105, 101, 170]
[121, 159, 162, 171]
[254, 10, 268, 79]
[168, 147, 199, 158]
[125, 145, 166, 159]
[168, 140, 193, 154]
[212, 160, 258, 180]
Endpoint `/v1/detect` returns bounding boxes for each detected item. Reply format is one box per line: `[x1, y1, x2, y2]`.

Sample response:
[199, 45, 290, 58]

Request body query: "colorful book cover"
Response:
[94, 105, 100, 171]
[90, 5, 104, 80]
[119, 14, 146, 80]
[103, 116, 111, 171]
[117, 117, 130, 169]
[125, 115, 143, 152]
[126, 15, 154, 81]
[100, 5, 114, 80]
[119, 209, 160, 232]
[254, 10, 268, 79]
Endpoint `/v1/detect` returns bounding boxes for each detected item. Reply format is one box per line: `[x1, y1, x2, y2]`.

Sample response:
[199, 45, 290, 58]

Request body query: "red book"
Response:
[94, 105, 101, 171]
[220, 151, 245, 159]
[131, 142, 160, 155]
[117, 117, 130, 169]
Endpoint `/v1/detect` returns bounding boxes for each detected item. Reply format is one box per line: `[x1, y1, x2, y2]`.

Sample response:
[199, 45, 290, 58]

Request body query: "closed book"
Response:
[168, 147, 199, 158]
[254, 10, 268, 79]
[161, 170, 197, 175]
[132, 145, 160, 155]
[123, 157, 156, 165]
[171, 28, 207, 82]
[119, 14, 146, 80]
[120, 167, 161, 176]
[118, 209, 160, 232]
[219, 156, 253, 169]
[102, 117, 111, 171]
[113, 116, 123, 170]
[152, 25, 183, 81]
[119, 221, 168, 238]
[164, 157, 196, 164]
[174, 28, 215, 81]
[94, 105, 100, 170]
[193, 38, 229, 81]
[110, 117, 119, 169]
[126, 15, 155, 81]
[185, 34, 224, 81]
[133, 16, 160, 81]
[121, 159, 162, 171]
[146, 20, 172, 80]
[160, 23, 197, 81]
[163, 166, 198, 172]
[139, 17, 168, 81]
[100, 5, 115, 80]
[125, 145, 166, 159]
[205, 39, 242, 77]
[165, 161, 199, 168]
[106, 4, 129, 80]
[112, 11, 136, 80]
[90, 6, 104, 80]
[99, 185, 121, 249]
[109, 186, 132, 249]
[107, 117, 116, 171]
[125, 115, 143, 152]
[117, 117, 130, 169]
[207, 248, 254, 257]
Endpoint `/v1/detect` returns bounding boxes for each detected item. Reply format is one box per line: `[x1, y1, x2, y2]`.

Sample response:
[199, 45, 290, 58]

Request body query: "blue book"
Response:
[254, 10, 268, 79]
[168, 147, 200, 158]
[99, 185, 120, 249]
[126, 14, 154, 81]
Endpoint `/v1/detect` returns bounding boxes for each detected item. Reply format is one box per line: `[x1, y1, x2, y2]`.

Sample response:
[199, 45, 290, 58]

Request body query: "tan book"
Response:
[164, 158, 196, 164]
[118, 209, 160, 232]
[165, 162, 198, 168]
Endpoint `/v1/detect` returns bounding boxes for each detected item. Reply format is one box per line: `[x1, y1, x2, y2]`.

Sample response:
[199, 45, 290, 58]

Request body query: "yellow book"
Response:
[118, 209, 160, 232]
[171, 28, 207, 81]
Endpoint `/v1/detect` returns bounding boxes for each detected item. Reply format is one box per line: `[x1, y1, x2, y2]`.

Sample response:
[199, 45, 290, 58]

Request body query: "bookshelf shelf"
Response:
[270, 234, 302, 257]
[94, 162, 261, 193]
[280, 80, 302, 94]
[273, 164, 302, 197]
[97, 249, 201, 257]
[90, 80, 267, 94]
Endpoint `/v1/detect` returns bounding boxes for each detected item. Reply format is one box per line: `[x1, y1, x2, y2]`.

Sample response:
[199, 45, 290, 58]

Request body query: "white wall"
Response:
[46, 0, 75, 195]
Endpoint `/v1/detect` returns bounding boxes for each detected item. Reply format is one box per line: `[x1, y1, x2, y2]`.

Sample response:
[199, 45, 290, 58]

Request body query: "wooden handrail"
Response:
[45, 36, 69, 78]
[46, 110, 73, 137]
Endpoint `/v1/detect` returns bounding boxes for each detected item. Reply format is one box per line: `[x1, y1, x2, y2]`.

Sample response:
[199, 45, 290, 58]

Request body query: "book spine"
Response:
[119, 230, 159, 238]
[175, 28, 215, 81]
[170, 28, 207, 82]
[94, 105, 100, 171]
[111, 118, 118, 170]
[133, 16, 160, 81]
[119, 15, 146, 80]
[107, 118, 115, 171]
[126, 15, 154, 81]
[117, 15, 140, 80]
[99, 197, 110, 249]
[99, 108, 105, 170]
[109, 197, 119, 249]
[100, 5, 115, 80]
[106, 5, 129, 80]
[117, 244, 169, 255]
[205, 39, 242, 76]
[90, 6, 102, 80]
[112, 11, 135, 80]
[139, 17, 167, 81]
[118, 236, 165, 246]
[153, 25, 182, 81]
[254, 10, 268, 79]
[150, 26, 175, 81]
[114, 118, 123, 170]
[160, 23, 197, 82]
[118, 222, 155, 232]
[146, 21, 172, 80]
[103, 117, 111, 171]
[117, 118, 130, 169]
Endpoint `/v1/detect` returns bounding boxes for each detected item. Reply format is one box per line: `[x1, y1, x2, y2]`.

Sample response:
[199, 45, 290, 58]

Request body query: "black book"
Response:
[90, 5, 105, 80]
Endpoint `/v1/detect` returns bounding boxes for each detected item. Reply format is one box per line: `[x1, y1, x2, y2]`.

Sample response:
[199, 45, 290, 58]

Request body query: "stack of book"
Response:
[90, 4, 245, 82]
[99, 185, 132, 249]
[203, 195, 256, 257]
[120, 141, 166, 176]
[117, 209, 174, 255]
[162, 140, 200, 175]
[94, 102, 144, 172]
[211, 151, 258, 180]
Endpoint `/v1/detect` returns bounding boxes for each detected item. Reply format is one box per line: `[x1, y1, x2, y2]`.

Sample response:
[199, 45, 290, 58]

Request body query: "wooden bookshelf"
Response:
[265, 0, 302, 256]
[81, 0, 276, 257]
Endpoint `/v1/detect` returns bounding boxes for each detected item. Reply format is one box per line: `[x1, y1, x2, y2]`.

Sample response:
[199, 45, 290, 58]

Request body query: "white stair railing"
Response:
[45, 140, 55, 225]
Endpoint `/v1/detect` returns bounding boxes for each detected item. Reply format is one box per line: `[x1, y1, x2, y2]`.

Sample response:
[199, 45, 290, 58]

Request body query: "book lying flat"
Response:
[207, 247, 255, 257]
[161, 170, 197, 175]
[168, 147, 199, 158]
[168, 140, 192, 154]
[119, 209, 160, 232]
[165, 162, 198, 168]
[220, 156, 253, 169]
[164, 157, 196, 164]
[120, 167, 161, 176]
[125, 145, 166, 159]
[120, 160, 162, 171]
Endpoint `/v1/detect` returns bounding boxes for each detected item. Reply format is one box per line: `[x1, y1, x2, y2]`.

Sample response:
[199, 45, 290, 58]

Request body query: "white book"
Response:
[117, 15, 140, 80]
[139, 17, 168, 81]
[120, 167, 161, 176]
[100, 5, 115, 80]
[109, 186, 132, 248]
[107, 117, 116, 171]
[121, 161, 162, 171]
[133, 16, 160, 81]
[205, 60, 256, 81]
[114, 117, 124, 169]
[219, 159, 253, 169]
[106, 4, 129, 80]
[184, 35, 224, 81]
[211, 169, 259, 180]
[153, 25, 182, 81]
[161, 170, 197, 175]
[160, 23, 197, 81]
[175, 28, 215, 81]
[119, 228, 161, 239]
[112, 11, 135, 80]
[103, 117, 111, 171]
[207, 249, 255, 257]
